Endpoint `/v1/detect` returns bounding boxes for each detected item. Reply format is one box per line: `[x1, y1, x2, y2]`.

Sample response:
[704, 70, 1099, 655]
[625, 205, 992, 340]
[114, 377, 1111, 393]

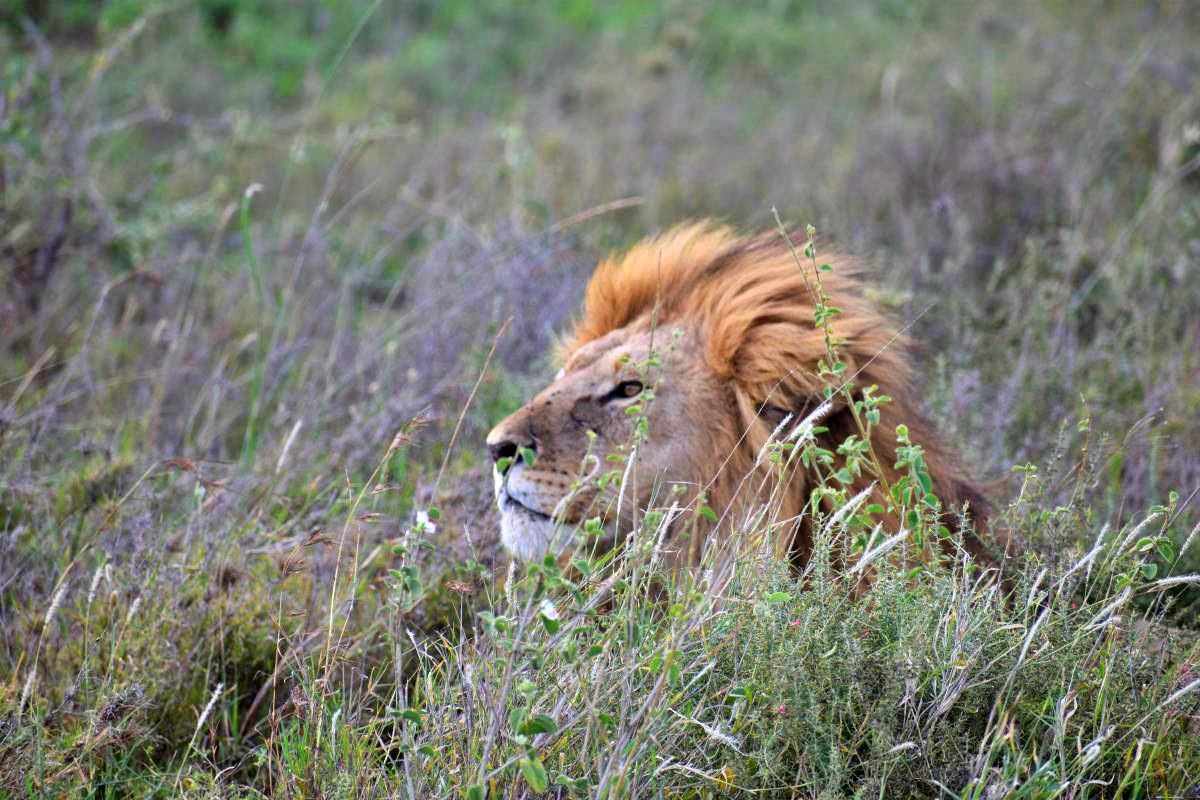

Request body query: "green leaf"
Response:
[466, 784, 487, 800]
[495, 456, 513, 473]
[556, 774, 590, 791]
[766, 591, 791, 604]
[728, 684, 755, 702]
[519, 446, 536, 466]
[1141, 562, 1158, 579]
[399, 564, 423, 596]
[520, 756, 549, 792]
[521, 714, 558, 736]
[538, 609, 560, 634]
[698, 505, 718, 523]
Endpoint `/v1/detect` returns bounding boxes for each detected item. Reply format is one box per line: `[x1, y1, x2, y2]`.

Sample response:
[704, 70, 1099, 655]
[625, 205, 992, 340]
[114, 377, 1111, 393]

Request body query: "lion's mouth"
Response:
[497, 489, 554, 521]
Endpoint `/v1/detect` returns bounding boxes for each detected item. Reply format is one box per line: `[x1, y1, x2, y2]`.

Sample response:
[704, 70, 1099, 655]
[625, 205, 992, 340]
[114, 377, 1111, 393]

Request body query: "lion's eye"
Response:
[602, 380, 643, 403]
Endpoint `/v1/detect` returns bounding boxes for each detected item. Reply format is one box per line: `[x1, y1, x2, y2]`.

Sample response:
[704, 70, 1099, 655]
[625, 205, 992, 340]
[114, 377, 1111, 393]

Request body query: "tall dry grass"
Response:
[2, 1, 1199, 796]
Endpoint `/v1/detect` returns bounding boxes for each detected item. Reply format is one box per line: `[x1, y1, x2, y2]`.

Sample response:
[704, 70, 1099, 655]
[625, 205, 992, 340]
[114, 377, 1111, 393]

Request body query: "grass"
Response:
[2, 0, 1200, 796]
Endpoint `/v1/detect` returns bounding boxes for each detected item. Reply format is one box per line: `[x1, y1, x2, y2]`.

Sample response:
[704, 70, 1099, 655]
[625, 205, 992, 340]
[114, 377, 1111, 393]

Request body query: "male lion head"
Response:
[486, 222, 1000, 568]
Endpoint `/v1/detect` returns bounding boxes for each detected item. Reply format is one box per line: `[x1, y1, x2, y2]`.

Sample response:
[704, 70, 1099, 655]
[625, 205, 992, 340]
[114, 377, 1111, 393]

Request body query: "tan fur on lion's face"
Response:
[486, 222, 1004, 569]
[486, 325, 730, 561]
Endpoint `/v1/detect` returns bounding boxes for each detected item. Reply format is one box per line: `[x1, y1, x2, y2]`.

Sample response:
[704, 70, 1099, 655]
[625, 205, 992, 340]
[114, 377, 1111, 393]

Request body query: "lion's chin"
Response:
[498, 506, 570, 562]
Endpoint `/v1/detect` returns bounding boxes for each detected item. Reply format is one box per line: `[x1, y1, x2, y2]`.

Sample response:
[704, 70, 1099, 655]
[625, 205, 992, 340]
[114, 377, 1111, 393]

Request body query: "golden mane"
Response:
[562, 222, 998, 566]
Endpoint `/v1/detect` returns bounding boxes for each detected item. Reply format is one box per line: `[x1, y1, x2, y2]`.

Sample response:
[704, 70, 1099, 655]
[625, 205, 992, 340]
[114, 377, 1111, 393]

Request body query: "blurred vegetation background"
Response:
[2, 0, 1199, 795]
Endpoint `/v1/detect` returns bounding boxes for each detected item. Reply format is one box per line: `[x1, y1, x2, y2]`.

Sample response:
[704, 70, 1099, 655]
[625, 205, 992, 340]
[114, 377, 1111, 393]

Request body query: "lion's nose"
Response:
[487, 427, 535, 468]
[487, 408, 537, 469]
[488, 440, 519, 465]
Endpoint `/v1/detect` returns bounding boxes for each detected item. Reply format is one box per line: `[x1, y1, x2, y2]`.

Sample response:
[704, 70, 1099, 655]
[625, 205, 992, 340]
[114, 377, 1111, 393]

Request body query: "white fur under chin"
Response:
[493, 467, 570, 561]
[498, 510, 567, 562]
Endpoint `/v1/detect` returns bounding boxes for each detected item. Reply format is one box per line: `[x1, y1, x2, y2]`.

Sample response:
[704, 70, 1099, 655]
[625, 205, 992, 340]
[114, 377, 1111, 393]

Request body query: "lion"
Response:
[486, 222, 1003, 572]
